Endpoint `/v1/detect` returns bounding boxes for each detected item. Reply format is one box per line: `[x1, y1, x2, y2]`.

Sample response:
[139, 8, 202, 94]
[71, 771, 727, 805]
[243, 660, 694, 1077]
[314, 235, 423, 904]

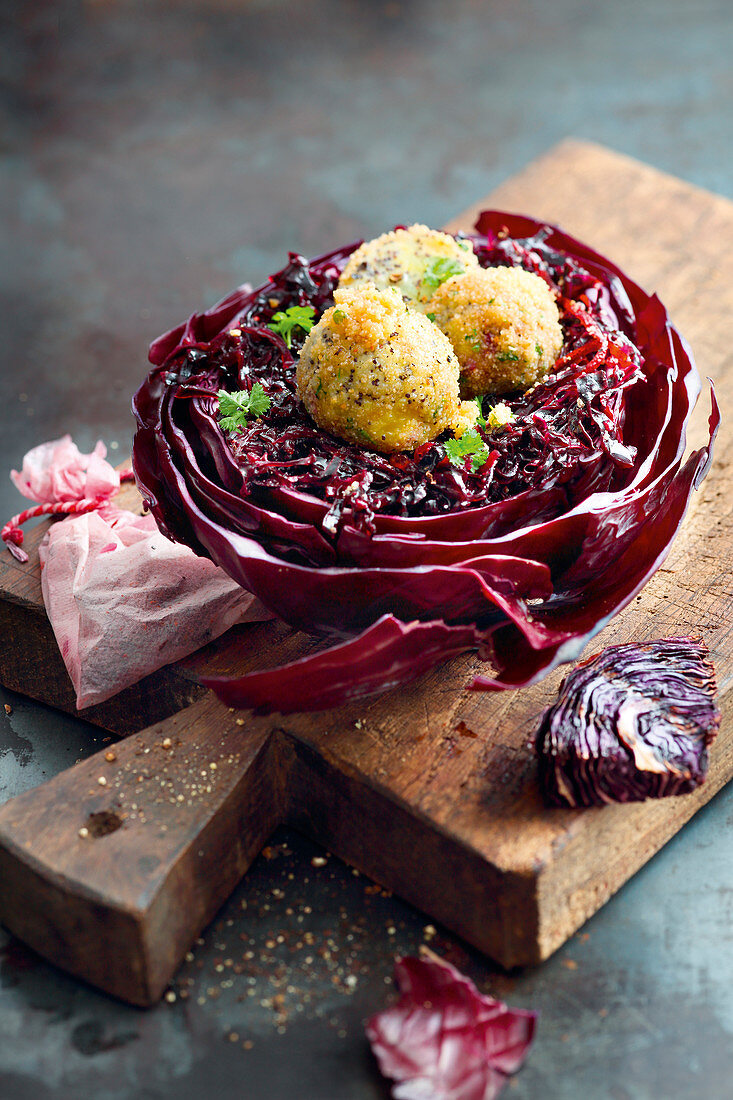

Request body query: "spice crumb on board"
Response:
[165, 836, 457, 1041]
[3, 704, 12, 715]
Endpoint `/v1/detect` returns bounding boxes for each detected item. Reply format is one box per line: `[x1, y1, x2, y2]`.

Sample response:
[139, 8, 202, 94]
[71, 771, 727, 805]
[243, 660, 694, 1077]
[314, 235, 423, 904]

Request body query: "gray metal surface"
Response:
[2, 1, 732, 1096]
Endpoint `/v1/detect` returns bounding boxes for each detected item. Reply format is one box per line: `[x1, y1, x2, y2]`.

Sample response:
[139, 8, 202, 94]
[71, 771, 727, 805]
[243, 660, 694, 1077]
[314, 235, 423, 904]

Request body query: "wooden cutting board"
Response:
[1, 140, 731, 1006]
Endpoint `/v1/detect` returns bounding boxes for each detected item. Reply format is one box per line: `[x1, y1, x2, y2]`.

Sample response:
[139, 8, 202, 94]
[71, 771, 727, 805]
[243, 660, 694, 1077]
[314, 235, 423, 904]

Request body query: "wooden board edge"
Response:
[0, 698, 288, 1004]
[444, 137, 733, 235]
[279, 729, 544, 968]
[0, 836, 155, 1005]
[534, 694, 733, 960]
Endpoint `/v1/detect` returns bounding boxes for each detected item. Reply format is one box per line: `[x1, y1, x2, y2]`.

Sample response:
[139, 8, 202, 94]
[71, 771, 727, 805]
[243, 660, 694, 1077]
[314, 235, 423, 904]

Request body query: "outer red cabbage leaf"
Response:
[536, 637, 721, 806]
[365, 952, 537, 1100]
[203, 615, 482, 714]
[132, 213, 719, 713]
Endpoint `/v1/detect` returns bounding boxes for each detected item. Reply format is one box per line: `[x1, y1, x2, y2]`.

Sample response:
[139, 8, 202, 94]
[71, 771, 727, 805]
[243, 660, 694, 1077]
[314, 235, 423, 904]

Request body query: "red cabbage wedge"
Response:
[536, 637, 721, 807]
[132, 213, 719, 714]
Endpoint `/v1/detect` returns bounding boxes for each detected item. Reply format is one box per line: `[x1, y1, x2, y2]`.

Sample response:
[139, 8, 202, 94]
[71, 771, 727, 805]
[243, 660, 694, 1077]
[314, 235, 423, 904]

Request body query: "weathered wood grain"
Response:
[0, 695, 280, 1004]
[0, 141, 731, 1002]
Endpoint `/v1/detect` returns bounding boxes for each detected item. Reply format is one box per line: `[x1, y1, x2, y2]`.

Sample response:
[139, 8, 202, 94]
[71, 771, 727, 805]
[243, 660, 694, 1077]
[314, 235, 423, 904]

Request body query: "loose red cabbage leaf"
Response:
[365, 952, 537, 1100]
[203, 615, 481, 714]
[132, 213, 720, 714]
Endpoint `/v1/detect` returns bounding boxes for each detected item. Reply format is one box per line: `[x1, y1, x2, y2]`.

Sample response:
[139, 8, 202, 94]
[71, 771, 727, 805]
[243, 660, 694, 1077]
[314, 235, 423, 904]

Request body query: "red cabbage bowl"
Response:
[132, 212, 719, 714]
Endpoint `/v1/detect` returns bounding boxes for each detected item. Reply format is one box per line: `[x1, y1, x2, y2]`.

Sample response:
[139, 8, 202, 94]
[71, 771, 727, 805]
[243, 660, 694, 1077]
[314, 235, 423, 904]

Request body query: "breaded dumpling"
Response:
[338, 224, 479, 313]
[430, 266, 564, 397]
[296, 284, 477, 453]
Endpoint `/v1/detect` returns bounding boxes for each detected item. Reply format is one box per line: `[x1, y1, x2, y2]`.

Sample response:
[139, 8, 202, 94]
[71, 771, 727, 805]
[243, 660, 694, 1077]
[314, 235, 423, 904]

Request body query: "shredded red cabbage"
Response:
[132, 213, 719, 713]
[365, 951, 537, 1100]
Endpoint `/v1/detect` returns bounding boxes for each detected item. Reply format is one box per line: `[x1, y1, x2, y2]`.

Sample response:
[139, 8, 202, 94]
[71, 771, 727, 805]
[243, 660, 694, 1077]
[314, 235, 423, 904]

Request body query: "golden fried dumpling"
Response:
[297, 283, 477, 453]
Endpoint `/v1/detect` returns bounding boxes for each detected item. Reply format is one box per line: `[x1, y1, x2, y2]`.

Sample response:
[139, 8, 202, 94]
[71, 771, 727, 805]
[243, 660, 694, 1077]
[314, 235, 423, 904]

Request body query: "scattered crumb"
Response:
[3, 704, 12, 716]
[97, 776, 107, 787]
[561, 958, 578, 970]
[78, 827, 89, 839]
[104, 751, 117, 763]
[311, 856, 328, 868]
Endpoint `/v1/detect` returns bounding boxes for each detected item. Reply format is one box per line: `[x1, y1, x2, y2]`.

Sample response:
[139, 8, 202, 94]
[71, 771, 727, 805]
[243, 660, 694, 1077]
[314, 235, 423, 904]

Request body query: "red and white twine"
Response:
[2, 470, 135, 563]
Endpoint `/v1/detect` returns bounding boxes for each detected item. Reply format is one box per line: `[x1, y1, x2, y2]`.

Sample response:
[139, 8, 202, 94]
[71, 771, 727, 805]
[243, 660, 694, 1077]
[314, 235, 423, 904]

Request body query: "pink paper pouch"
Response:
[39, 505, 271, 709]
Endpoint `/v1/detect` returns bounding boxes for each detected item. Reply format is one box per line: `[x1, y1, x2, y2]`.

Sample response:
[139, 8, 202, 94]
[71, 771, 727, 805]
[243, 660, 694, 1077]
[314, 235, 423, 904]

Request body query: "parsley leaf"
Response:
[218, 384, 271, 432]
[497, 347, 520, 362]
[268, 305, 316, 348]
[444, 428, 489, 472]
[421, 257, 466, 291]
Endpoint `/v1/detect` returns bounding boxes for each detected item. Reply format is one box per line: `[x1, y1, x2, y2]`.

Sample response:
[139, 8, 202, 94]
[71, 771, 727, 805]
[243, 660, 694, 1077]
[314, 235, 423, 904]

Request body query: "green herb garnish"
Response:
[497, 348, 520, 362]
[474, 396, 486, 430]
[444, 428, 489, 472]
[421, 257, 466, 291]
[218, 384, 271, 432]
[465, 327, 483, 352]
[332, 308, 347, 323]
[426, 312, 437, 323]
[346, 417, 372, 444]
[268, 305, 316, 347]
